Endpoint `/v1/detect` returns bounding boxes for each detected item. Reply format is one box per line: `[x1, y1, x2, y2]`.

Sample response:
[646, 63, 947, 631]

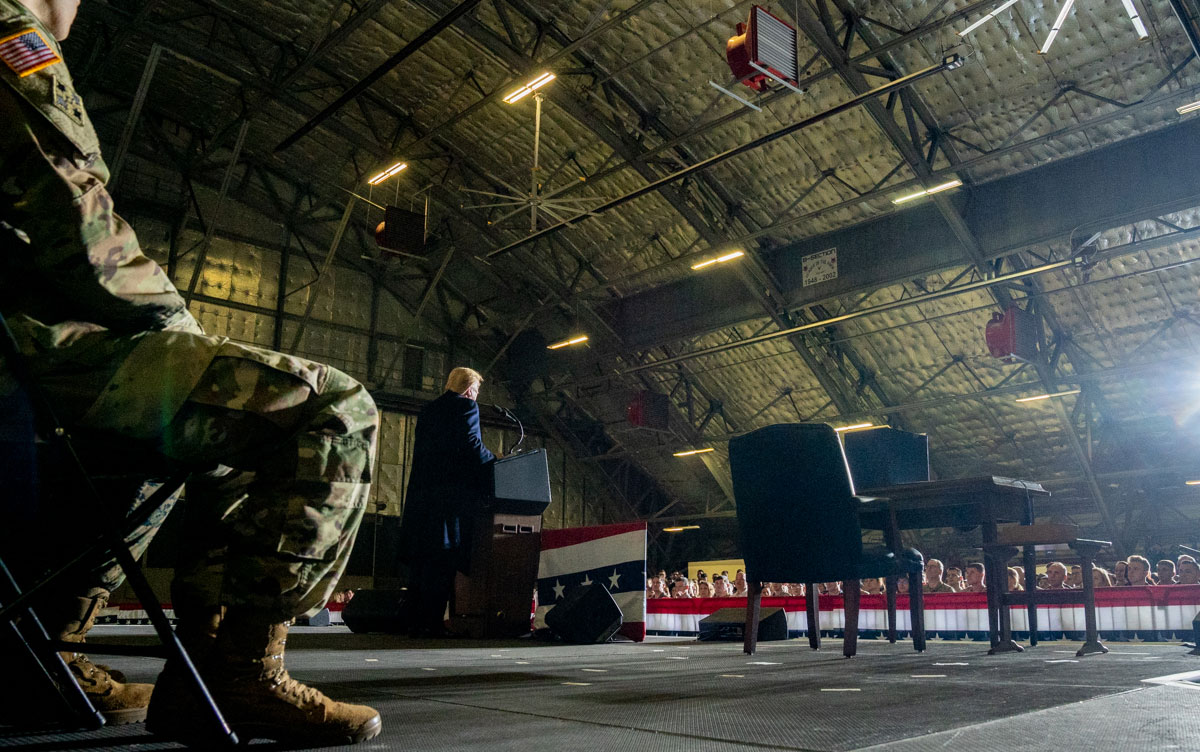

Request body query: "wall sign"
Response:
[802, 247, 837, 287]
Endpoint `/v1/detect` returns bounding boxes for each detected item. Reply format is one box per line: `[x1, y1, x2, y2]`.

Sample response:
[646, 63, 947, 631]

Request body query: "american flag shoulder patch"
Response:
[0, 28, 61, 78]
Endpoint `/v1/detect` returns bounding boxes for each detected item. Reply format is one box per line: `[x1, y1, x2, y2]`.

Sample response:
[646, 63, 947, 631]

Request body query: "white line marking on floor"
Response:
[581, 668, 607, 672]
[652, 649, 665, 652]
[911, 674, 945, 678]
[421, 668, 436, 671]
[719, 674, 745, 678]
[515, 661, 530, 665]
[562, 682, 592, 686]
[365, 658, 379, 662]
[821, 688, 861, 692]
[747, 661, 781, 665]
[666, 656, 688, 660]
[1142, 669, 1200, 687]
[1045, 659, 1079, 663]
[933, 662, 968, 666]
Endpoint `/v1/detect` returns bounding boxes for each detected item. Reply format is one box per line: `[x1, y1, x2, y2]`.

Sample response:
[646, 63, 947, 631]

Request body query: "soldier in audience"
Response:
[1156, 559, 1178, 585]
[711, 575, 732, 597]
[1125, 555, 1152, 586]
[962, 563, 987, 592]
[1006, 567, 1023, 592]
[923, 559, 955, 593]
[944, 567, 964, 591]
[1041, 562, 1070, 590]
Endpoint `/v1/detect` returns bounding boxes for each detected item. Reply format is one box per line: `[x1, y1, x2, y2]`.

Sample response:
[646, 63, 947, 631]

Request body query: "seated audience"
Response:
[945, 567, 964, 591]
[1041, 562, 1070, 590]
[1126, 555, 1152, 586]
[1092, 567, 1112, 588]
[1156, 559, 1178, 585]
[1067, 565, 1083, 588]
[670, 578, 692, 598]
[697, 580, 713, 598]
[962, 563, 987, 592]
[923, 559, 956, 593]
[1178, 559, 1200, 585]
[895, 577, 910, 594]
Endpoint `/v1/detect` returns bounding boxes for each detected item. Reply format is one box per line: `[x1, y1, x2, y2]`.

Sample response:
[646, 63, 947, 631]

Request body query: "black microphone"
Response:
[484, 403, 525, 453]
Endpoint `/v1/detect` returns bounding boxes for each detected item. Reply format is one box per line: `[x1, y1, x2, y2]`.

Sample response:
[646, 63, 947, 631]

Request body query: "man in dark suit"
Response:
[400, 367, 496, 636]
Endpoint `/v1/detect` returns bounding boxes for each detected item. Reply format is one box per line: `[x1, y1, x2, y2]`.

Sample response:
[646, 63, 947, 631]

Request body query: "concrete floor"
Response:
[3, 627, 1199, 751]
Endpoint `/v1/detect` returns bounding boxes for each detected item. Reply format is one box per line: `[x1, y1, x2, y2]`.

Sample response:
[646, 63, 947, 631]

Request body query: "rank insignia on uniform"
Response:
[52, 75, 84, 125]
[0, 28, 61, 77]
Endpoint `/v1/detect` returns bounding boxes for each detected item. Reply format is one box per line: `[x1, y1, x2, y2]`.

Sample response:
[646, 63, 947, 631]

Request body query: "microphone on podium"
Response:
[483, 403, 526, 453]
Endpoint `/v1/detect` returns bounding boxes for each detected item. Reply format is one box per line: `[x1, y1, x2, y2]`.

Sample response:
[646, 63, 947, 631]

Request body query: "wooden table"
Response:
[858, 476, 1050, 653]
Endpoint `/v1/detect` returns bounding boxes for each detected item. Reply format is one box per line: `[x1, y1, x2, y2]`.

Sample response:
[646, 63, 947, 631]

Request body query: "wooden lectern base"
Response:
[450, 511, 542, 638]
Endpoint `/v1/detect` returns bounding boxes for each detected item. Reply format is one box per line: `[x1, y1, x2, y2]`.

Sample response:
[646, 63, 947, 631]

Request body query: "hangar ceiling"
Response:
[67, 0, 1200, 554]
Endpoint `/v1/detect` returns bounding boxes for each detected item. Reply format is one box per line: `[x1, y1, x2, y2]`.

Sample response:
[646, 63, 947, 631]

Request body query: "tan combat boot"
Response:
[44, 587, 154, 725]
[152, 608, 381, 746]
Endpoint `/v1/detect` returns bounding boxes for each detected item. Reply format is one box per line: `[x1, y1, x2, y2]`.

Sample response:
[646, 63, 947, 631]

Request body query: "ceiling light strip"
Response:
[1178, 100, 1200, 115]
[1120, 0, 1149, 38]
[893, 179, 962, 204]
[957, 0, 1021, 37]
[1040, 0, 1077, 53]
[674, 447, 716, 457]
[834, 423, 874, 432]
[367, 161, 407, 185]
[504, 72, 556, 104]
[547, 334, 589, 350]
[1015, 388, 1081, 403]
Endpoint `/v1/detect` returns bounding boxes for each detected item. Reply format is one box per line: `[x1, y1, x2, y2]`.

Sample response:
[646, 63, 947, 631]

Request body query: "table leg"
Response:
[1023, 545, 1038, 646]
[1075, 545, 1108, 657]
[907, 571, 925, 652]
[843, 583, 860, 658]
[985, 544, 1023, 654]
[885, 575, 899, 644]
[806, 584, 820, 650]
[744, 582, 763, 656]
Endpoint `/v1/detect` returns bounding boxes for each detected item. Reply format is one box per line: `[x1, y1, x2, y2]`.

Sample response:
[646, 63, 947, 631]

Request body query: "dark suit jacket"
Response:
[398, 391, 495, 564]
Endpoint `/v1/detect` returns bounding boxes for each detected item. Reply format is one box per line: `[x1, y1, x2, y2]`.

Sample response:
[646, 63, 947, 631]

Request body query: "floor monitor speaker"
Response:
[698, 607, 787, 642]
[341, 589, 407, 634]
[545, 583, 623, 644]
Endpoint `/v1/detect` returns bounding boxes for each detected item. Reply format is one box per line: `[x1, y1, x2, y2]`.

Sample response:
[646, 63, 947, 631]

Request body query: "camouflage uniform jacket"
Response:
[1, 1, 216, 412]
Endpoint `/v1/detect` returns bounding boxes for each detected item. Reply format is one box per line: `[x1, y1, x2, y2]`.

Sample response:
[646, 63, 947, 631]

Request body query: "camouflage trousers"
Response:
[16, 325, 378, 621]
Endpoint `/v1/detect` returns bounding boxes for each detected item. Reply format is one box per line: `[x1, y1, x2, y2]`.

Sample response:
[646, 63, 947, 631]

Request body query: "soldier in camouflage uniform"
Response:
[1, 0, 382, 743]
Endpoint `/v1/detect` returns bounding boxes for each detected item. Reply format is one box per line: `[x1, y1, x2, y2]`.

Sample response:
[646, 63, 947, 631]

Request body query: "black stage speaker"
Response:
[375, 206, 427, 257]
[341, 589, 407, 634]
[698, 607, 787, 642]
[545, 583, 623, 644]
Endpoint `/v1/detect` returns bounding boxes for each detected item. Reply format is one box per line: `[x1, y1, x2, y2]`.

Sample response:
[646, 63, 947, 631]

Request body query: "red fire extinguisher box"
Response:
[985, 305, 1041, 363]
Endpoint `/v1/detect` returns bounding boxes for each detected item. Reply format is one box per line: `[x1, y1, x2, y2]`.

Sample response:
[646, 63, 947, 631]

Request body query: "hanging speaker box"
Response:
[375, 206, 428, 257]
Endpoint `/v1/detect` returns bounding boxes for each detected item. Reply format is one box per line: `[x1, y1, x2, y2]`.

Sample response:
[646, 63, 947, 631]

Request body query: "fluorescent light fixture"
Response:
[1178, 100, 1200, 115]
[503, 72, 556, 104]
[1015, 388, 1081, 403]
[367, 161, 407, 185]
[957, 0, 1020, 37]
[546, 334, 588, 350]
[690, 250, 745, 270]
[1120, 0, 1149, 38]
[892, 179, 962, 204]
[834, 422, 874, 432]
[1186, 480, 1200, 486]
[673, 447, 716, 457]
[663, 525, 700, 532]
[1039, 0, 1076, 54]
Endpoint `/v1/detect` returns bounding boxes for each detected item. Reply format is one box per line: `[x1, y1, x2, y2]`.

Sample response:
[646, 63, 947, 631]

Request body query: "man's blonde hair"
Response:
[445, 366, 483, 395]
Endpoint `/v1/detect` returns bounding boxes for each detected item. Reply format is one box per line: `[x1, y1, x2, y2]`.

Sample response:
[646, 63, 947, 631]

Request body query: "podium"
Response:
[451, 450, 551, 638]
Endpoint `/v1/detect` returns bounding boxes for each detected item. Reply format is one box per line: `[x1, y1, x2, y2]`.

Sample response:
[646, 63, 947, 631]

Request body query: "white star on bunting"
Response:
[553, 580, 565, 599]
[608, 569, 621, 590]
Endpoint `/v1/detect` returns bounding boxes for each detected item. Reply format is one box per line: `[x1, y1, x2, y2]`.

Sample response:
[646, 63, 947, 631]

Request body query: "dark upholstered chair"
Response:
[731, 423, 926, 656]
